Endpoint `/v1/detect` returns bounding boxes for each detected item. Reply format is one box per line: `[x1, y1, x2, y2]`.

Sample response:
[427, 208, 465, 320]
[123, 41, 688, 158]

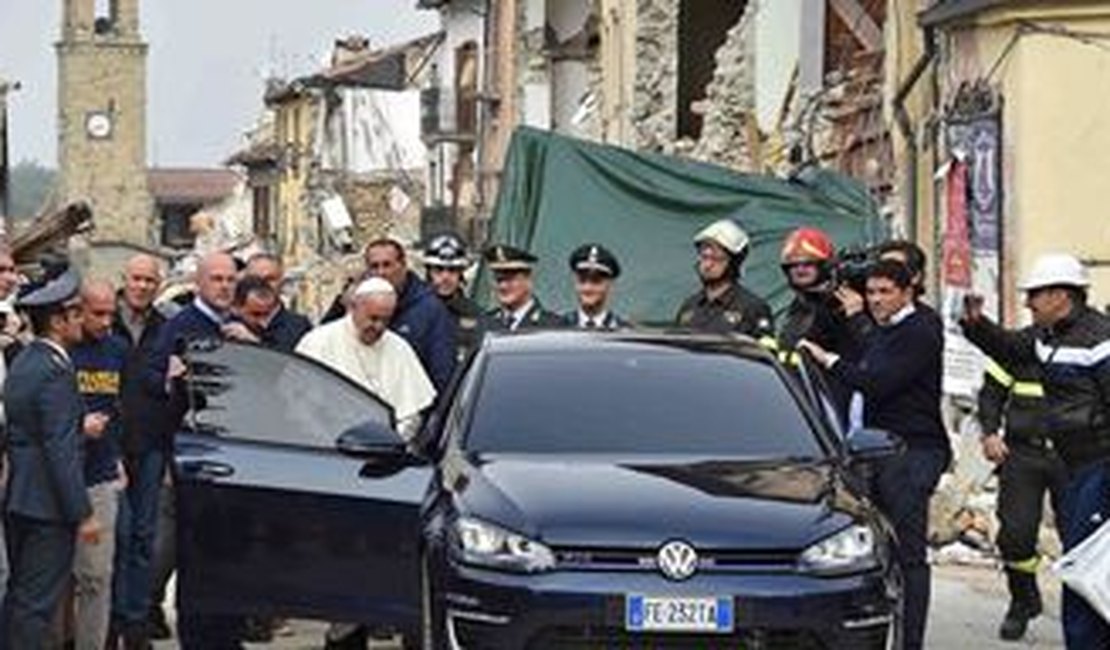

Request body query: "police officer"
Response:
[423, 233, 482, 358]
[977, 348, 1067, 641]
[483, 244, 560, 332]
[1, 268, 99, 649]
[961, 253, 1110, 649]
[564, 244, 626, 330]
[677, 219, 773, 338]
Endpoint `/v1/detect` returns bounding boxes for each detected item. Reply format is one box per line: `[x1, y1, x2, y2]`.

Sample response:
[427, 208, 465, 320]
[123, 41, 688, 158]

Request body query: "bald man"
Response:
[70, 280, 128, 650]
[145, 253, 242, 650]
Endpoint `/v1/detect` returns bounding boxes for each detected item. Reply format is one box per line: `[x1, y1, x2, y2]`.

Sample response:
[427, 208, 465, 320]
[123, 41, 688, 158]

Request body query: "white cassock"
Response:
[295, 316, 436, 437]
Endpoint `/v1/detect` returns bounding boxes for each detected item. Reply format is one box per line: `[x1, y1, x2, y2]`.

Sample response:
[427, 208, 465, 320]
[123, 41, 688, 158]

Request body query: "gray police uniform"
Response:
[2, 270, 92, 649]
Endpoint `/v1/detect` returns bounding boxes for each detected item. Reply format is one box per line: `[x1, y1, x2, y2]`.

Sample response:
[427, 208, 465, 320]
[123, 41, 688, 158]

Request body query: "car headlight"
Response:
[453, 516, 556, 573]
[799, 524, 878, 576]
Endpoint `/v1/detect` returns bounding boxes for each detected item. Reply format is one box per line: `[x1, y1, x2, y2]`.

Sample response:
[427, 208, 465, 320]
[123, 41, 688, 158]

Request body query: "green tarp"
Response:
[477, 127, 886, 325]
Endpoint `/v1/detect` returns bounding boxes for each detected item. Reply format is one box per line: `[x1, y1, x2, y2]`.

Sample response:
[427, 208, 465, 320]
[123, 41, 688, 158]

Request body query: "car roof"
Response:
[482, 329, 777, 363]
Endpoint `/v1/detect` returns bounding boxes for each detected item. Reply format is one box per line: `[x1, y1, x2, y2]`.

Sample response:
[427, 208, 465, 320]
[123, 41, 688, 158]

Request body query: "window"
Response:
[252, 185, 273, 242]
[466, 348, 823, 458]
[186, 341, 394, 450]
[676, 0, 747, 139]
[160, 203, 198, 249]
[94, 0, 118, 34]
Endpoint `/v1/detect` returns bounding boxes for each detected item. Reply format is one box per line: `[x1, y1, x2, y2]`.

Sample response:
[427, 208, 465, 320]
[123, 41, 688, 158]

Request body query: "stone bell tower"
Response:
[56, 0, 153, 248]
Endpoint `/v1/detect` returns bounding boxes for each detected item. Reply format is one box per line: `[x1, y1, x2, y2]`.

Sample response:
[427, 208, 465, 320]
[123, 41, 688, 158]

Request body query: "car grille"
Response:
[525, 626, 830, 650]
[553, 547, 801, 573]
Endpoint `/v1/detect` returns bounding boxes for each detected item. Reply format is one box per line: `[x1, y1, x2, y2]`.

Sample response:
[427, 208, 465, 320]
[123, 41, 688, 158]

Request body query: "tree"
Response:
[8, 160, 56, 220]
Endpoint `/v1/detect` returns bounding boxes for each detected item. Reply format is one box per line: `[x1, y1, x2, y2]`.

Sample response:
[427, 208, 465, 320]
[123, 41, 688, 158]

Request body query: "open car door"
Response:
[173, 339, 431, 629]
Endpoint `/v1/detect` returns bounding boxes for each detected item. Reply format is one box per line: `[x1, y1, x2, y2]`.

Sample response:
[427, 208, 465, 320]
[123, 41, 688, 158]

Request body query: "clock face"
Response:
[85, 112, 113, 139]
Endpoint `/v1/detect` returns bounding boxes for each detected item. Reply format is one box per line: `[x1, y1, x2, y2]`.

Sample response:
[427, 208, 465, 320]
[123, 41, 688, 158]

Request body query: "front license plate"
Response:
[626, 595, 734, 633]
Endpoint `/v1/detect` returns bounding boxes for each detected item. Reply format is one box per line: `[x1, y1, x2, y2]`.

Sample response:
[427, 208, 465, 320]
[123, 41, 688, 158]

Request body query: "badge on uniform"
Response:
[725, 310, 744, 325]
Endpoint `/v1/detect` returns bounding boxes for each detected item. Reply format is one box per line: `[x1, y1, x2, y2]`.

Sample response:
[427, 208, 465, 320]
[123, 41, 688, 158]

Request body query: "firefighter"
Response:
[962, 253, 1110, 649]
[676, 219, 773, 338]
[978, 350, 1067, 640]
[422, 233, 482, 360]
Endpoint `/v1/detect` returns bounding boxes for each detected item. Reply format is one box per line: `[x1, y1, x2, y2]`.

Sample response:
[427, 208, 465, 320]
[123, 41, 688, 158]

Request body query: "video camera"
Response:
[833, 246, 878, 295]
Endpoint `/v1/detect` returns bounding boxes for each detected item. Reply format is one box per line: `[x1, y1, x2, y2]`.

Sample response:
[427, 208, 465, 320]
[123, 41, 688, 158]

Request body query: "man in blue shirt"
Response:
[70, 280, 129, 650]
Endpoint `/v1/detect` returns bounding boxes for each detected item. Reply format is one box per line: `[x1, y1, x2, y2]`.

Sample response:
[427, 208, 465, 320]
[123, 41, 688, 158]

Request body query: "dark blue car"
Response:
[174, 331, 904, 649]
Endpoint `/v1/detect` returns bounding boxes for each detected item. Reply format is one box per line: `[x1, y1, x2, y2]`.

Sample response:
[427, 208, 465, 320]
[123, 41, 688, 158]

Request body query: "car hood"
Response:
[447, 455, 870, 550]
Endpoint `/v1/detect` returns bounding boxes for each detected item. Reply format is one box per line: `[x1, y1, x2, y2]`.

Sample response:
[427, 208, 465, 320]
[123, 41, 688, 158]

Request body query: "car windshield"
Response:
[464, 345, 824, 457]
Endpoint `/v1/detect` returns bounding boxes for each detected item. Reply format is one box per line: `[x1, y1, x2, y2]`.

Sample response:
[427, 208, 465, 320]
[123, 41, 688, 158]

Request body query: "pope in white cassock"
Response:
[296, 277, 436, 438]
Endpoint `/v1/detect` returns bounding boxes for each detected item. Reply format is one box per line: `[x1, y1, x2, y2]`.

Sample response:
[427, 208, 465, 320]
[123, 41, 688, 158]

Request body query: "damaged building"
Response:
[418, 0, 894, 241]
[227, 33, 441, 316]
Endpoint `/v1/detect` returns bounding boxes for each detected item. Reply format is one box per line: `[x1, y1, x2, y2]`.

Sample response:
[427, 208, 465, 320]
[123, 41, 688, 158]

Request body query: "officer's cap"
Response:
[485, 244, 537, 273]
[16, 267, 82, 310]
[569, 244, 620, 279]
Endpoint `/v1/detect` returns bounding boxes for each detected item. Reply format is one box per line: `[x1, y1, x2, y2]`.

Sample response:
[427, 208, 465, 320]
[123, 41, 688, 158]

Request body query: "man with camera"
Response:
[799, 259, 949, 650]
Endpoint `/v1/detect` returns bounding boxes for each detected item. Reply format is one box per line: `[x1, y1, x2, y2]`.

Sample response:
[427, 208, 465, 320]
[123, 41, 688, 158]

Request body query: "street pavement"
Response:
[153, 564, 1066, 649]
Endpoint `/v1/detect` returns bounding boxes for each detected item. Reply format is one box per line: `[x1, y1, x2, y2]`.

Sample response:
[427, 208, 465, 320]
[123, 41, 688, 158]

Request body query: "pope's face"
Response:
[351, 293, 396, 345]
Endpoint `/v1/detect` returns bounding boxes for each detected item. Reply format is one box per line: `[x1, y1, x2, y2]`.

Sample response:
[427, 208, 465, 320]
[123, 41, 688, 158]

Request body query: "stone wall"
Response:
[630, 0, 679, 153]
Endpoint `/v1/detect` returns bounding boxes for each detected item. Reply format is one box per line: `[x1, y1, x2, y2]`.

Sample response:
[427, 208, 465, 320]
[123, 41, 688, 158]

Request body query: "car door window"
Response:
[185, 340, 395, 450]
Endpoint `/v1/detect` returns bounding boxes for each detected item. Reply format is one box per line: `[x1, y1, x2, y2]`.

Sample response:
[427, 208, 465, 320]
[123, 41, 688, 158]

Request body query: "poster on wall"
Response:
[941, 110, 1002, 398]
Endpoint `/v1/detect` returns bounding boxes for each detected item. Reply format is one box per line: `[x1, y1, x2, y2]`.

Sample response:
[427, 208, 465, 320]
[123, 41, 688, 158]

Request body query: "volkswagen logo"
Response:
[657, 540, 699, 581]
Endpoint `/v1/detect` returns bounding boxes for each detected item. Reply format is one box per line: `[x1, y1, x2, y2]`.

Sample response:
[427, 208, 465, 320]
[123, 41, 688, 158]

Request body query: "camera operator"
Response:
[799, 259, 950, 650]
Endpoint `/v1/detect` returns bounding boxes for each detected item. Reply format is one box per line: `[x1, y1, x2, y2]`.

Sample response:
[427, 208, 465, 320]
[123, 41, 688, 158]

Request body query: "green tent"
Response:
[476, 127, 886, 325]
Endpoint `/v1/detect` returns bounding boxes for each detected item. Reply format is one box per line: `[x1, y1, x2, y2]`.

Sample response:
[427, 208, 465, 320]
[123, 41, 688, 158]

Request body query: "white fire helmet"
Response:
[1018, 253, 1090, 291]
[694, 219, 750, 257]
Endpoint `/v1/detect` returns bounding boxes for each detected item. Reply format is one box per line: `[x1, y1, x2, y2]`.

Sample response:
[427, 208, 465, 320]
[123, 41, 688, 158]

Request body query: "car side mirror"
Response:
[336, 421, 408, 461]
[846, 428, 905, 462]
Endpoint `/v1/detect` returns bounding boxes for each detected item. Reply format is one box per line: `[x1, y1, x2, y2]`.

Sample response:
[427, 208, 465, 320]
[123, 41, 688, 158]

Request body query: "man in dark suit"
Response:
[563, 244, 627, 330]
[1, 268, 100, 649]
[145, 252, 242, 650]
[483, 244, 561, 332]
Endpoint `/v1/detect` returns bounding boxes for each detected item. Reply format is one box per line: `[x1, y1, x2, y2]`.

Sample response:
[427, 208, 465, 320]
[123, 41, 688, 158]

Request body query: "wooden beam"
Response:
[829, 0, 883, 52]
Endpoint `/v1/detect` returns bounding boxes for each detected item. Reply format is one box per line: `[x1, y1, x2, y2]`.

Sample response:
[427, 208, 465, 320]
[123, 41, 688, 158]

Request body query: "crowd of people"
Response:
[0, 215, 1105, 650]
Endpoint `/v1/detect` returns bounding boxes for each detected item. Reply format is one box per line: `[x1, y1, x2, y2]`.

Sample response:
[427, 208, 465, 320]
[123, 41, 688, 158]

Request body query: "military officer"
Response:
[423, 233, 483, 359]
[483, 244, 561, 332]
[564, 244, 627, 330]
[2, 268, 100, 649]
[676, 219, 774, 338]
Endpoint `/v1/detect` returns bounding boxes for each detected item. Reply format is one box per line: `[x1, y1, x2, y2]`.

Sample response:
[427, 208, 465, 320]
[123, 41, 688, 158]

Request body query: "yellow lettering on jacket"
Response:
[76, 370, 121, 396]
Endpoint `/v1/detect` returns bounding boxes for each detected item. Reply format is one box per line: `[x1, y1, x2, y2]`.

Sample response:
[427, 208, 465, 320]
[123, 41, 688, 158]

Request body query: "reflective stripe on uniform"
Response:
[985, 358, 1044, 398]
[985, 359, 1015, 388]
[1006, 556, 1041, 574]
[1012, 381, 1045, 398]
[1035, 338, 1110, 368]
[758, 336, 780, 352]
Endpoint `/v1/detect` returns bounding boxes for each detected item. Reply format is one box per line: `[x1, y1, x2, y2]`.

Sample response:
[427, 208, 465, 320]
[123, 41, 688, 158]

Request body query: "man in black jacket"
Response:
[225, 276, 310, 354]
[800, 259, 949, 650]
[961, 253, 1110, 649]
[108, 254, 171, 648]
[977, 349, 1066, 641]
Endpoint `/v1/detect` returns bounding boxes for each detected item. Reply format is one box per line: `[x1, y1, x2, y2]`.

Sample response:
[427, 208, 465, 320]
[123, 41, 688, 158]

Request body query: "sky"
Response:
[0, 0, 438, 167]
